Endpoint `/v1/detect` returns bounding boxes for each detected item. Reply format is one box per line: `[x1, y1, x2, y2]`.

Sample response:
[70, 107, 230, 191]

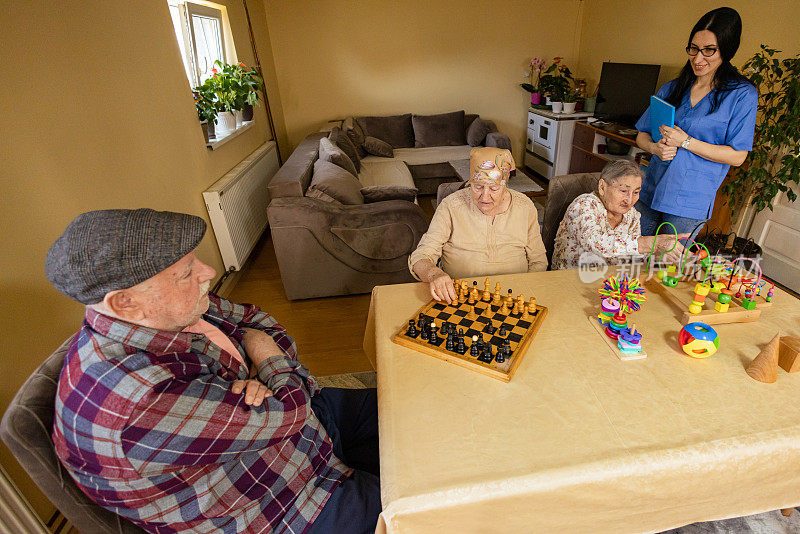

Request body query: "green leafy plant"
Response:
[520, 57, 546, 94]
[193, 86, 218, 123]
[538, 57, 573, 102]
[723, 45, 800, 214]
[563, 89, 579, 104]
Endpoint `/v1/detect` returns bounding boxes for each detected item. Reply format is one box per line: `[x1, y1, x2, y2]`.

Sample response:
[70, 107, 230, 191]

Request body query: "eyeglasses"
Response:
[470, 183, 502, 193]
[686, 45, 718, 57]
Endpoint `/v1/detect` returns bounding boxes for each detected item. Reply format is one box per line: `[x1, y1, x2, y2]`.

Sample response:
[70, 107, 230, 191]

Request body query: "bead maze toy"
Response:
[393, 278, 547, 382]
[644, 222, 774, 325]
[587, 274, 648, 360]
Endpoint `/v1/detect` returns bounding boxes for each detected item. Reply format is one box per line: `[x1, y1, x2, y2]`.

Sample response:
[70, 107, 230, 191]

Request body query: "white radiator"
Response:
[0, 465, 48, 534]
[203, 141, 279, 271]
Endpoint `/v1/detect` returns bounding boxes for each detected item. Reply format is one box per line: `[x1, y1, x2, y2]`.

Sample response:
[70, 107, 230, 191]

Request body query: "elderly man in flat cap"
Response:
[46, 209, 379, 534]
[409, 147, 548, 303]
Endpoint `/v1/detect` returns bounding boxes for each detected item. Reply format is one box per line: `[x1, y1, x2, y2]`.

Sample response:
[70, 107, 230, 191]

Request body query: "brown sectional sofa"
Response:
[267, 111, 511, 300]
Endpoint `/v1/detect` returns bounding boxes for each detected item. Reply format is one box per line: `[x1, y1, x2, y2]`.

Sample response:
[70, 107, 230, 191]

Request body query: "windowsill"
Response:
[206, 121, 254, 150]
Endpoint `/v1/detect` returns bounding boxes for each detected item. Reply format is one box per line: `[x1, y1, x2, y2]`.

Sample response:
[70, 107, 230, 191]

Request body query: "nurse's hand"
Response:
[652, 139, 677, 161]
[659, 125, 690, 148]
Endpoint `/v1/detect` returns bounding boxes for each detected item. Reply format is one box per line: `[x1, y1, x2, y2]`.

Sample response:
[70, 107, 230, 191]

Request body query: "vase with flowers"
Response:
[520, 57, 546, 105]
[193, 85, 219, 142]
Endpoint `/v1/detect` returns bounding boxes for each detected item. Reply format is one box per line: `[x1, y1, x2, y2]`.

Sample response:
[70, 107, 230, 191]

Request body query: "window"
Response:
[167, 0, 235, 87]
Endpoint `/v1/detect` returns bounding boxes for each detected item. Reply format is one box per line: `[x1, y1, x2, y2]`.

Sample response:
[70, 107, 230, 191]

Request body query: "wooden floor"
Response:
[227, 233, 375, 377]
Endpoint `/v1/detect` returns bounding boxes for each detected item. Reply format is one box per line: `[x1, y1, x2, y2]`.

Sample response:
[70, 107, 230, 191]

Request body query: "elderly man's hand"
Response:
[430, 272, 457, 304]
[241, 328, 285, 367]
[231, 379, 273, 406]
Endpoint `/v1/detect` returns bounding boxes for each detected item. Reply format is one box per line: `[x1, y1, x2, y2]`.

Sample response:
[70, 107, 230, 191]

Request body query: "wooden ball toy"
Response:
[688, 303, 703, 314]
[657, 269, 667, 280]
[710, 281, 724, 294]
[717, 292, 732, 304]
[678, 322, 720, 358]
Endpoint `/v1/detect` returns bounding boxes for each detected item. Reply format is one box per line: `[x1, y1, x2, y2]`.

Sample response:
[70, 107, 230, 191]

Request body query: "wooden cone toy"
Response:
[746, 333, 781, 383]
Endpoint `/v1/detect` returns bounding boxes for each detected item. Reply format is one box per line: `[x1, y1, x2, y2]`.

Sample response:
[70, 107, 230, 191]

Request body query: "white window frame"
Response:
[168, 0, 234, 87]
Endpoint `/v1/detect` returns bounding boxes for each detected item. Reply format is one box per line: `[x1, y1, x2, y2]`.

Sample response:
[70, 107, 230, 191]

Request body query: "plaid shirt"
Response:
[53, 294, 351, 533]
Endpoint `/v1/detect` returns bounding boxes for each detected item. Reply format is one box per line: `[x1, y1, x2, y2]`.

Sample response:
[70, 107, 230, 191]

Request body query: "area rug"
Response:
[314, 372, 797, 533]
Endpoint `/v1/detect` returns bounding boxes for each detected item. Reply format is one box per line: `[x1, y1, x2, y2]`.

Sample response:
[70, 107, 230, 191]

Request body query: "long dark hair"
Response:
[666, 7, 753, 114]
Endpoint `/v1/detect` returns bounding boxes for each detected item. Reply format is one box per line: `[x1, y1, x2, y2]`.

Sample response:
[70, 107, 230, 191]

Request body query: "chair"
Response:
[0, 337, 146, 534]
[540, 172, 601, 266]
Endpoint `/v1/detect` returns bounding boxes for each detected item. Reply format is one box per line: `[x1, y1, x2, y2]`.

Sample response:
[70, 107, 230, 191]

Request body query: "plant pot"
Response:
[530, 92, 542, 105]
[584, 96, 597, 113]
[562, 102, 577, 114]
[545, 96, 552, 105]
[242, 103, 254, 121]
[550, 102, 563, 113]
[216, 111, 237, 136]
[234, 109, 244, 128]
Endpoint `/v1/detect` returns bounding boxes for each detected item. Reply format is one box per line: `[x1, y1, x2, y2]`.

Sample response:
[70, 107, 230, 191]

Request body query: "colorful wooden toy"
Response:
[746, 333, 780, 383]
[590, 275, 648, 360]
[678, 322, 719, 358]
[688, 282, 711, 314]
[778, 336, 800, 373]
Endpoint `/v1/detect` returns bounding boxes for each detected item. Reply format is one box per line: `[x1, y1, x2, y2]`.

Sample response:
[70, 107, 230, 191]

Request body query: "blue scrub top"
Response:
[635, 80, 758, 219]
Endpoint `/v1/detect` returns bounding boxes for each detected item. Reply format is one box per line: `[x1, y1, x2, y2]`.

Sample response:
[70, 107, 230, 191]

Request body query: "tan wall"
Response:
[577, 0, 800, 94]
[263, 0, 586, 162]
[0, 0, 286, 521]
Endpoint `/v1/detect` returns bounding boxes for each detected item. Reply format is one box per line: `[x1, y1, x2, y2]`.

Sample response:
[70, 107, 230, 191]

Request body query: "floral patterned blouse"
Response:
[551, 192, 641, 270]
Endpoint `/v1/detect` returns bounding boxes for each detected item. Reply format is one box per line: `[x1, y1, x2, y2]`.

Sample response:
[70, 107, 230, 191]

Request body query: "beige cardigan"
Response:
[409, 188, 548, 279]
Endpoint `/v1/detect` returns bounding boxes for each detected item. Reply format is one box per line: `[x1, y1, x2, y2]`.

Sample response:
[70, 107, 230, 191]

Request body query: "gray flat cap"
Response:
[46, 209, 206, 304]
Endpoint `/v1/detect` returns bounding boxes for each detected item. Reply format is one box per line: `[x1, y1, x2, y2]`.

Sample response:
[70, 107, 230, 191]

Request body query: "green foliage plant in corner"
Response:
[723, 45, 800, 214]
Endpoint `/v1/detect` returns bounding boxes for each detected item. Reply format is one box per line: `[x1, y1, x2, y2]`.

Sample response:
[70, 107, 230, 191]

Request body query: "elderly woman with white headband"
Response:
[409, 147, 547, 303]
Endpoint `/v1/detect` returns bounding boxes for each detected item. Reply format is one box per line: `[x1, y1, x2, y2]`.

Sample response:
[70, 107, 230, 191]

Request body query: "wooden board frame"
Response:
[587, 316, 647, 360]
[646, 278, 763, 325]
[393, 298, 548, 382]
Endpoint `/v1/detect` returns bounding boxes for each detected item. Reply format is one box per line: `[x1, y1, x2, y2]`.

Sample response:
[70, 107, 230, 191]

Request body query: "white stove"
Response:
[524, 108, 593, 180]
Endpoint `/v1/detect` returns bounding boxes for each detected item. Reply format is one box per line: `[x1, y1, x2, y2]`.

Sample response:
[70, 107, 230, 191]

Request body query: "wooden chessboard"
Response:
[392, 297, 548, 382]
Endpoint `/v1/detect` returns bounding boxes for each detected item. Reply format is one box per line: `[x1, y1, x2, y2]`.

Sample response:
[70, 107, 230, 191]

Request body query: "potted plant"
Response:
[235, 62, 263, 121]
[722, 45, 800, 220]
[520, 57, 546, 105]
[201, 61, 238, 135]
[193, 87, 218, 142]
[538, 57, 573, 113]
[563, 90, 579, 114]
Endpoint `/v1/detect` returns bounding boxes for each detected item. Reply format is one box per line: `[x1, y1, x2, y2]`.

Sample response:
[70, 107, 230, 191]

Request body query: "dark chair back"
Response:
[541, 172, 601, 265]
[0, 336, 146, 534]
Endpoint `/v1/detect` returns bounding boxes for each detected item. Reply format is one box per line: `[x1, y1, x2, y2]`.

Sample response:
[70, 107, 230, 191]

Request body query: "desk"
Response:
[364, 270, 800, 533]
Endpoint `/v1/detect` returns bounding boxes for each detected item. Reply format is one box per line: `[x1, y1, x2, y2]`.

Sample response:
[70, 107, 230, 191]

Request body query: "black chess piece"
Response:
[456, 335, 466, 354]
[499, 326, 507, 337]
[429, 324, 440, 344]
[484, 323, 496, 334]
[406, 319, 417, 336]
[502, 339, 512, 357]
[420, 324, 429, 340]
[495, 349, 505, 363]
[469, 337, 479, 357]
[478, 347, 493, 363]
[446, 336, 454, 351]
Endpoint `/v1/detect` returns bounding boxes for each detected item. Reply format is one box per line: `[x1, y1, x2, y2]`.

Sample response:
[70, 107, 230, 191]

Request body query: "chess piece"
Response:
[428, 322, 440, 345]
[484, 323, 496, 334]
[528, 296, 536, 310]
[521, 305, 530, 321]
[502, 339, 512, 357]
[456, 334, 466, 354]
[495, 349, 505, 363]
[406, 319, 417, 336]
[512, 301, 521, 316]
[466, 305, 477, 320]
[446, 335, 455, 352]
[478, 345, 493, 363]
[505, 289, 514, 307]
[746, 333, 781, 383]
[420, 325, 428, 341]
[482, 302, 493, 318]
[499, 299, 510, 315]
[469, 281, 479, 304]
[517, 295, 525, 308]
[492, 283, 502, 305]
[470, 336, 480, 357]
[499, 326, 508, 337]
[459, 281, 468, 303]
[453, 279, 460, 291]
[483, 278, 492, 301]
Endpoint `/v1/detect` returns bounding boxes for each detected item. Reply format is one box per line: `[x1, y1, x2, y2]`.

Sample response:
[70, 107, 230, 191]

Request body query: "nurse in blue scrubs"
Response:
[634, 7, 758, 237]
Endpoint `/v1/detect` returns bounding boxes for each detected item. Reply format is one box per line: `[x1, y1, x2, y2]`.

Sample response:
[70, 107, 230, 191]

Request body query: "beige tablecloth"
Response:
[364, 269, 800, 533]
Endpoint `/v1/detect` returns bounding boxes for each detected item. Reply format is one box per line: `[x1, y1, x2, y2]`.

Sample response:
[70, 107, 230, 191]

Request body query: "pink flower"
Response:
[211, 67, 218, 74]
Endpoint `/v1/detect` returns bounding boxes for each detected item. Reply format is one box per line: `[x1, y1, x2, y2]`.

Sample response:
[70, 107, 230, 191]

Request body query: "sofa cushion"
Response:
[331, 223, 417, 261]
[363, 136, 394, 158]
[466, 117, 492, 146]
[329, 126, 360, 172]
[343, 117, 367, 158]
[360, 185, 418, 203]
[356, 114, 414, 148]
[307, 159, 364, 205]
[319, 137, 358, 177]
[358, 159, 415, 188]
[412, 110, 466, 148]
[385, 145, 473, 166]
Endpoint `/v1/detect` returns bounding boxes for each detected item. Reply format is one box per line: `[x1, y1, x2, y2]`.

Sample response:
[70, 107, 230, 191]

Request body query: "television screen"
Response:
[594, 62, 661, 127]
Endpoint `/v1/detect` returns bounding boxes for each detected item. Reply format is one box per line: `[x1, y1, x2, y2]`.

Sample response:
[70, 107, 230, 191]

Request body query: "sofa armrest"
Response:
[485, 132, 511, 150]
[268, 197, 429, 270]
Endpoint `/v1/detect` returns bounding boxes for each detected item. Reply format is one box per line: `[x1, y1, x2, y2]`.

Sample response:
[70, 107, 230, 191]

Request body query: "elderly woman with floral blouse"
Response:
[552, 160, 687, 270]
[409, 147, 547, 303]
